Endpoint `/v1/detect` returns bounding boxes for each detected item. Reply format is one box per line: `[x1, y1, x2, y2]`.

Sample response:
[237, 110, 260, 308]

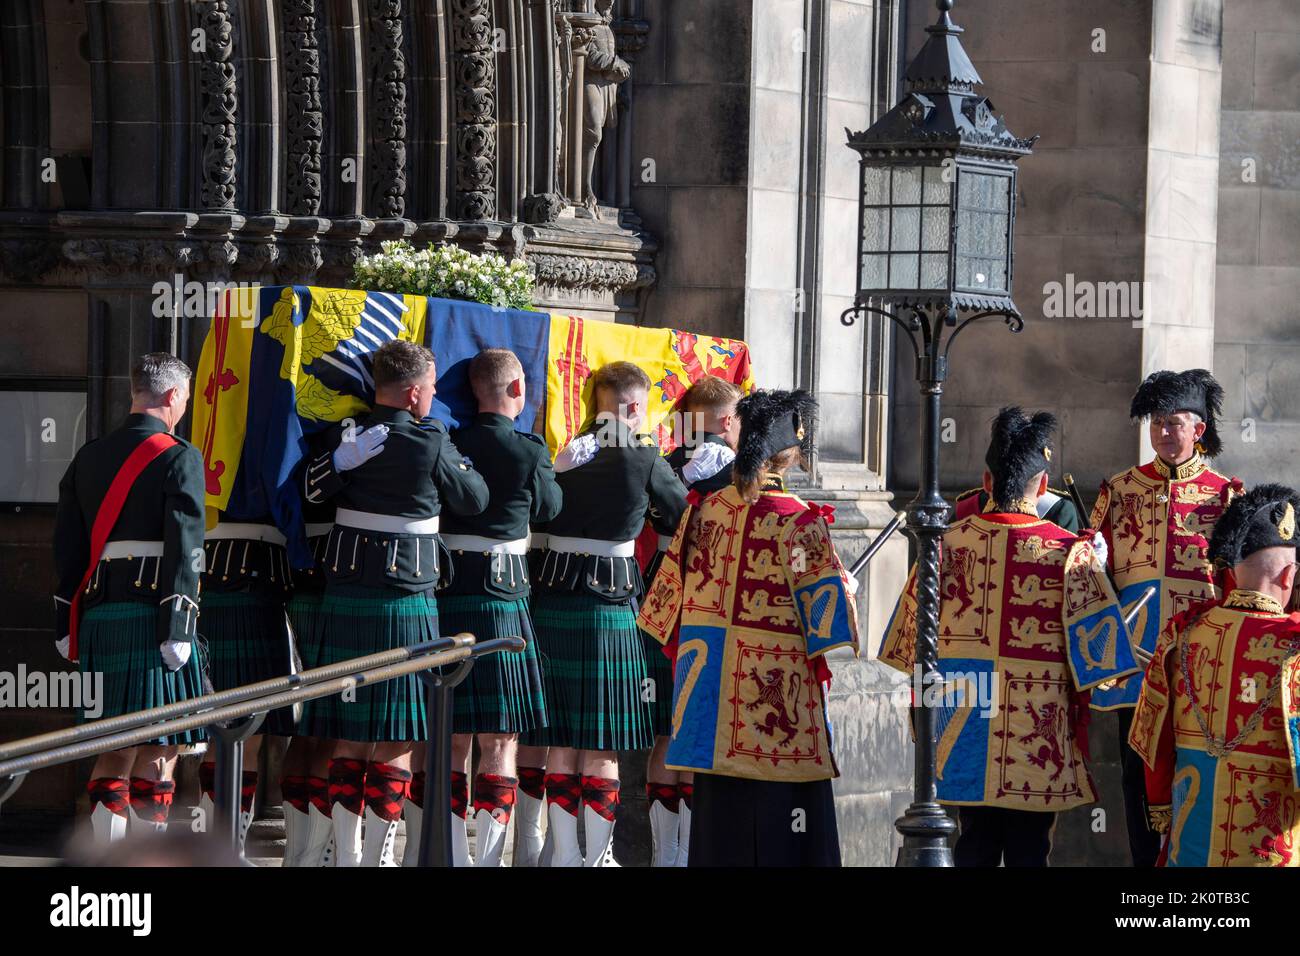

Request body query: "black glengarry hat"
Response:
[734, 388, 817, 487]
[1130, 368, 1224, 457]
[986, 407, 1056, 509]
[1208, 483, 1300, 569]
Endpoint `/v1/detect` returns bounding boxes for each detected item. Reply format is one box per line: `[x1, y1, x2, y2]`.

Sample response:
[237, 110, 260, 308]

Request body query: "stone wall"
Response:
[1214, 0, 1300, 483]
[891, 0, 1155, 501]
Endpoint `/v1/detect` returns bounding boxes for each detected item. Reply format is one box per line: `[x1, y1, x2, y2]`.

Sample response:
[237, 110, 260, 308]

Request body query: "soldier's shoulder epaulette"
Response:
[416, 417, 448, 434]
[954, 487, 981, 503]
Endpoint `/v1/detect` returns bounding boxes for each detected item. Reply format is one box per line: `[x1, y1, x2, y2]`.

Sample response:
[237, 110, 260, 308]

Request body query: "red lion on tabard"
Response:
[747, 667, 802, 748]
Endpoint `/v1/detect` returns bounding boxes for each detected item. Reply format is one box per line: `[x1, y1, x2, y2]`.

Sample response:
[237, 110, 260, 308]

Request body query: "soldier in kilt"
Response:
[280, 495, 336, 866]
[530, 361, 687, 866]
[642, 375, 741, 866]
[195, 511, 295, 854]
[412, 348, 563, 867]
[296, 341, 489, 866]
[53, 353, 208, 846]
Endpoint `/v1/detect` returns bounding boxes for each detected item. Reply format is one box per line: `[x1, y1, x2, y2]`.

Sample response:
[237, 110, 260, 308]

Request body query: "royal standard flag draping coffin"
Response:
[546, 317, 754, 454]
[194, 285, 754, 568]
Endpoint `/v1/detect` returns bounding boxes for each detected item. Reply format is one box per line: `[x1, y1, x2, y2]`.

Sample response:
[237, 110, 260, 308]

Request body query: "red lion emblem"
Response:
[940, 546, 978, 620]
[746, 666, 802, 748]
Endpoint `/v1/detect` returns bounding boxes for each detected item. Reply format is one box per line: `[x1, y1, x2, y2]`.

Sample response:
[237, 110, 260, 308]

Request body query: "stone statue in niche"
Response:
[581, 0, 630, 214]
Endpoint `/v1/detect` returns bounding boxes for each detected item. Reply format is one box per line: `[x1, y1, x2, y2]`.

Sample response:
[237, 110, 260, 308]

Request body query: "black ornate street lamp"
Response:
[843, 0, 1036, 867]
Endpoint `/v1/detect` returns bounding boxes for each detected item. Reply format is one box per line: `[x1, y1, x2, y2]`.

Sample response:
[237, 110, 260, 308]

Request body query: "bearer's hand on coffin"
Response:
[554, 433, 599, 473]
[333, 424, 390, 472]
[681, 443, 735, 486]
[160, 639, 192, 672]
[55, 634, 71, 661]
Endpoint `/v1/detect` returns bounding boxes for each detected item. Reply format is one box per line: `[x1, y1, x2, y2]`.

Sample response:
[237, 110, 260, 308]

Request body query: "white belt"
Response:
[206, 522, 287, 546]
[546, 535, 636, 558]
[102, 540, 164, 560]
[441, 534, 529, 556]
[657, 534, 673, 551]
[336, 508, 440, 535]
[529, 533, 548, 550]
[305, 522, 334, 539]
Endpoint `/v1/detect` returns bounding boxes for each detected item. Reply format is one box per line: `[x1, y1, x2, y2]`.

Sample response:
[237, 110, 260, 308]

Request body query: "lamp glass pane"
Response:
[923, 165, 951, 204]
[921, 207, 949, 251]
[862, 166, 888, 205]
[861, 253, 888, 288]
[892, 166, 922, 205]
[862, 207, 889, 253]
[890, 206, 920, 251]
[890, 254, 919, 288]
[920, 254, 948, 289]
[956, 169, 1012, 293]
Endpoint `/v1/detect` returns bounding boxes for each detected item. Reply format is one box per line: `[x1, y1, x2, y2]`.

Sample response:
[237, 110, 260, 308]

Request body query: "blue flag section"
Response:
[422, 298, 550, 434]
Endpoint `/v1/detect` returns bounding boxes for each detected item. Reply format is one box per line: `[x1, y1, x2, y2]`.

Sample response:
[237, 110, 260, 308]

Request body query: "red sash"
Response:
[68, 431, 178, 661]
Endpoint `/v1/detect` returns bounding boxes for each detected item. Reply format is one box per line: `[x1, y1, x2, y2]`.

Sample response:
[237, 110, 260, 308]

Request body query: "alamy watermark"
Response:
[0, 665, 103, 718]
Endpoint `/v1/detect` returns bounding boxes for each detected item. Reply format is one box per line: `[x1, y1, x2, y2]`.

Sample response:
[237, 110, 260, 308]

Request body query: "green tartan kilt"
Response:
[642, 630, 673, 737]
[199, 591, 297, 736]
[286, 589, 326, 671]
[78, 601, 208, 746]
[438, 595, 549, 735]
[522, 592, 654, 752]
[296, 585, 435, 743]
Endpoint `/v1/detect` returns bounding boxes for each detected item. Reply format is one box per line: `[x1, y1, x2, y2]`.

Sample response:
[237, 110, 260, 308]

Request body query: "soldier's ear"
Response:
[507, 377, 523, 399]
[981, 470, 993, 495]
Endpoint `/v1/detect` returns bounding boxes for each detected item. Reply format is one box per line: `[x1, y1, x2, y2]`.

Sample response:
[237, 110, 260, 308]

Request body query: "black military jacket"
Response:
[441, 412, 563, 600]
[304, 404, 489, 593]
[665, 431, 735, 496]
[535, 418, 687, 604]
[53, 413, 205, 645]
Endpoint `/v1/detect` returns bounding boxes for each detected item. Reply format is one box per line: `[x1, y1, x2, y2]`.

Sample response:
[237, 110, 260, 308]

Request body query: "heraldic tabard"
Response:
[637, 486, 860, 783]
[1090, 455, 1242, 710]
[880, 511, 1140, 811]
[1129, 590, 1300, 866]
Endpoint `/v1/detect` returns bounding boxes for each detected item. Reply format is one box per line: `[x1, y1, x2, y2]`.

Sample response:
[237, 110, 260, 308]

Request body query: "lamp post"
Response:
[843, 0, 1036, 867]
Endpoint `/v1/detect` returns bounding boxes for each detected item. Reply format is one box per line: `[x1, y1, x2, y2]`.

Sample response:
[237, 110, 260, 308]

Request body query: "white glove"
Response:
[55, 635, 71, 661]
[554, 433, 599, 473]
[682, 443, 736, 486]
[160, 639, 192, 672]
[1092, 531, 1109, 569]
[842, 571, 860, 596]
[332, 424, 390, 472]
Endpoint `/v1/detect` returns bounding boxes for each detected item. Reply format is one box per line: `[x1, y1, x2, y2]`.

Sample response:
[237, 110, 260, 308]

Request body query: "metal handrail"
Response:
[0, 639, 524, 779]
[0, 632, 527, 867]
[0, 634, 471, 763]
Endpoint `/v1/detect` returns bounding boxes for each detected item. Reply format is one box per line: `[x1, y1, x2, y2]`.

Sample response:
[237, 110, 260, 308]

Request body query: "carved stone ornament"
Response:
[199, 2, 238, 210]
[283, 0, 324, 216]
[366, 0, 408, 218]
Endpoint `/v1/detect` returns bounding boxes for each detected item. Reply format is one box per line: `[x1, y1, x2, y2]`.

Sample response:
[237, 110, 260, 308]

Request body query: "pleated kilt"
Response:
[523, 592, 654, 752]
[296, 585, 435, 743]
[78, 601, 208, 746]
[199, 590, 297, 736]
[642, 630, 674, 737]
[439, 595, 549, 735]
[286, 589, 326, 671]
